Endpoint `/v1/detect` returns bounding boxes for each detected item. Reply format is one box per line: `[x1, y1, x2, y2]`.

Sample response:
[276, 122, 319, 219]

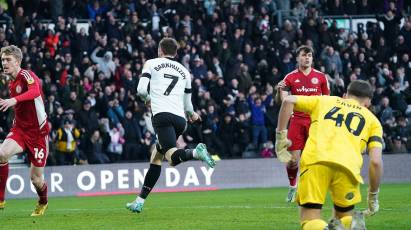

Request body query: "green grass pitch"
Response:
[1, 183, 410, 229]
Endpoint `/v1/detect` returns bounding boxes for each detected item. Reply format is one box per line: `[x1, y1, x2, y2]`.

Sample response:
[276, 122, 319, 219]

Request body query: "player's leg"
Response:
[27, 135, 49, 216]
[330, 166, 363, 229]
[296, 164, 332, 230]
[300, 207, 328, 230]
[127, 145, 163, 213]
[30, 165, 48, 216]
[0, 133, 25, 209]
[161, 115, 215, 168]
[286, 150, 301, 202]
[285, 118, 303, 202]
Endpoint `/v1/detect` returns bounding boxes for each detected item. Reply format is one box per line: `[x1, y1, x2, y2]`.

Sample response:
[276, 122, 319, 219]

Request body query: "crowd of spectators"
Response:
[0, 0, 410, 166]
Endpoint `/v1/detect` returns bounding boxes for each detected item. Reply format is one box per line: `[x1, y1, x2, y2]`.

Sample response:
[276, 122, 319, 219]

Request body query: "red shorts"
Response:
[287, 116, 311, 151]
[7, 127, 49, 167]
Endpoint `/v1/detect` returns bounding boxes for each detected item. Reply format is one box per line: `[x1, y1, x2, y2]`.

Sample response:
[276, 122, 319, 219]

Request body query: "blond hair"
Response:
[1, 45, 23, 63]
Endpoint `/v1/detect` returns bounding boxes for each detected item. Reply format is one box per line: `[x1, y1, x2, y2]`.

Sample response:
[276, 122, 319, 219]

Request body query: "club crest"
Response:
[311, 77, 319, 84]
[16, 85, 22, 94]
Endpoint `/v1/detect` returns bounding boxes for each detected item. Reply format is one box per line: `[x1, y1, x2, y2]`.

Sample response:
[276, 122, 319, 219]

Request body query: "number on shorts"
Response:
[34, 148, 45, 159]
[163, 74, 179, 96]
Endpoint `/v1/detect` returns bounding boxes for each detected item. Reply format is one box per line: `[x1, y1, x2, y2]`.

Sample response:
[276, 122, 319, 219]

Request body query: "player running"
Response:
[126, 38, 216, 213]
[0, 45, 50, 216]
[275, 45, 330, 202]
[275, 80, 383, 230]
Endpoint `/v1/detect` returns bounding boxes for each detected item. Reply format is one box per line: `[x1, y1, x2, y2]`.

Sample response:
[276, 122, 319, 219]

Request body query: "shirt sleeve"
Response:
[14, 71, 41, 102]
[185, 72, 192, 92]
[282, 74, 291, 91]
[321, 74, 330, 95]
[136, 61, 151, 101]
[367, 117, 383, 149]
[294, 95, 321, 115]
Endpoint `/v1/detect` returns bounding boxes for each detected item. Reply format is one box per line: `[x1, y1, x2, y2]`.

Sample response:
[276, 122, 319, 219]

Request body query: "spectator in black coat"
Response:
[122, 111, 144, 161]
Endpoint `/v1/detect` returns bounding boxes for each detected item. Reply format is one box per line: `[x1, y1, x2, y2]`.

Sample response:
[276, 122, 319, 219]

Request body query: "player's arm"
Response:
[368, 146, 382, 193]
[184, 74, 201, 123]
[277, 95, 320, 130]
[276, 95, 320, 162]
[0, 72, 41, 111]
[275, 95, 296, 163]
[274, 80, 290, 104]
[136, 62, 151, 103]
[15, 73, 41, 102]
[364, 121, 384, 216]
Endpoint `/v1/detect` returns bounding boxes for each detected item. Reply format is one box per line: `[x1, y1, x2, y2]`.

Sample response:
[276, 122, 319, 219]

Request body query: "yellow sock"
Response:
[340, 216, 353, 229]
[301, 219, 328, 230]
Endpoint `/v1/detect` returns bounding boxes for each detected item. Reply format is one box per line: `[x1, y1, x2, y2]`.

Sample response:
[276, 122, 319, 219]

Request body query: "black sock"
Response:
[171, 149, 194, 166]
[139, 164, 161, 199]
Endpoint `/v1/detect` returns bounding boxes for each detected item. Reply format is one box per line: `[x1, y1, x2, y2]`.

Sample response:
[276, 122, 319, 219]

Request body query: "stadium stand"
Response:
[0, 0, 410, 166]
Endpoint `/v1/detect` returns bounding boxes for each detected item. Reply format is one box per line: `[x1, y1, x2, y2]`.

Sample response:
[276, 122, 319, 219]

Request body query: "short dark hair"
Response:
[347, 80, 373, 99]
[296, 45, 314, 56]
[159, 38, 178, 56]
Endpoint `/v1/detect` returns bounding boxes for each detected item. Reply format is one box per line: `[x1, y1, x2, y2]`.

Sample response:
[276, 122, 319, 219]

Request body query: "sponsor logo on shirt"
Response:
[296, 86, 318, 93]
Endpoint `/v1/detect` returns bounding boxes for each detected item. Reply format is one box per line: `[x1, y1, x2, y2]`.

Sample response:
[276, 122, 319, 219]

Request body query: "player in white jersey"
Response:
[126, 38, 216, 213]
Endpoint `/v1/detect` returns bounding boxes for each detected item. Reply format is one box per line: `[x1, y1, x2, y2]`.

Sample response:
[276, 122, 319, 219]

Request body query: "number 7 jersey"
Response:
[142, 57, 191, 118]
[294, 96, 383, 183]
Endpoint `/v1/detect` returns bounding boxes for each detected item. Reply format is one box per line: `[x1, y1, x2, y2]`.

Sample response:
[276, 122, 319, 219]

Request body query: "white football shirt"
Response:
[141, 57, 191, 118]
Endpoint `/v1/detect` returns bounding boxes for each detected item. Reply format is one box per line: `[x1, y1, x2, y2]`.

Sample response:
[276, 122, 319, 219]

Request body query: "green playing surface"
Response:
[1, 183, 410, 229]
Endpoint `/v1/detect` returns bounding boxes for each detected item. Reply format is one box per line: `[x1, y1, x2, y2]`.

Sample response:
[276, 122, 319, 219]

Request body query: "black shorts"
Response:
[152, 112, 187, 153]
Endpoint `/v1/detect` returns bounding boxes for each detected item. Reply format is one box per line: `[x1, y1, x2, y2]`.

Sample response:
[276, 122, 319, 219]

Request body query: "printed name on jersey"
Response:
[296, 86, 318, 93]
[15, 85, 21, 93]
[22, 70, 34, 84]
[153, 62, 186, 79]
[311, 77, 319, 84]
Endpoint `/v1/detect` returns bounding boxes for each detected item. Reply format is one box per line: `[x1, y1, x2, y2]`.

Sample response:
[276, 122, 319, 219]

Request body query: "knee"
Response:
[30, 174, 43, 186]
[0, 149, 9, 163]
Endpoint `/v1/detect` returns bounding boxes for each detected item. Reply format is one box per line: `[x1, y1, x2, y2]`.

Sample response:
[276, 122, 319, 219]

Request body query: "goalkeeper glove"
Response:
[363, 190, 379, 216]
[275, 130, 292, 163]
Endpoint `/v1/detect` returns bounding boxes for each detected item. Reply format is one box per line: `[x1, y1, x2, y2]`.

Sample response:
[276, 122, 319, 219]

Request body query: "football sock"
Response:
[301, 219, 327, 230]
[0, 162, 9, 201]
[35, 182, 48, 204]
[136, 196, 145, 204]
[286, 165, 298, 187]
[171, 149, 194, 166]
[340, 215, 353, 229]
[139, 164, 161, 199]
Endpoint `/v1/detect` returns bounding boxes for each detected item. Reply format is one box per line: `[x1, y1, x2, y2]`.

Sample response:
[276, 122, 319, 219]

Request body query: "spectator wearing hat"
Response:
[191, 56, 207, 79]
[390, 135, 408, 153]
[77, 99, 100, 140]
[55, 119, 81, 165]
[91, 46, 116, 79]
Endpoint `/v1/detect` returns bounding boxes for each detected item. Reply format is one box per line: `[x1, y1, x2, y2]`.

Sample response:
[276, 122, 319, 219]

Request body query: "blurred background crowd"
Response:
[0, 0, 410, 166]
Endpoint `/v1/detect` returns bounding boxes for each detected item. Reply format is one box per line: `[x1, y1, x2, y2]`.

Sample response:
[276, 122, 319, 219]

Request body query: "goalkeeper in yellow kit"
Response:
[275, 80, 383, 230]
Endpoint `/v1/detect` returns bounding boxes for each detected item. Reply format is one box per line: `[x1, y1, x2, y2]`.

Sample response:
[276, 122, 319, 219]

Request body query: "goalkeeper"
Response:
[275, 80, 383, 230]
